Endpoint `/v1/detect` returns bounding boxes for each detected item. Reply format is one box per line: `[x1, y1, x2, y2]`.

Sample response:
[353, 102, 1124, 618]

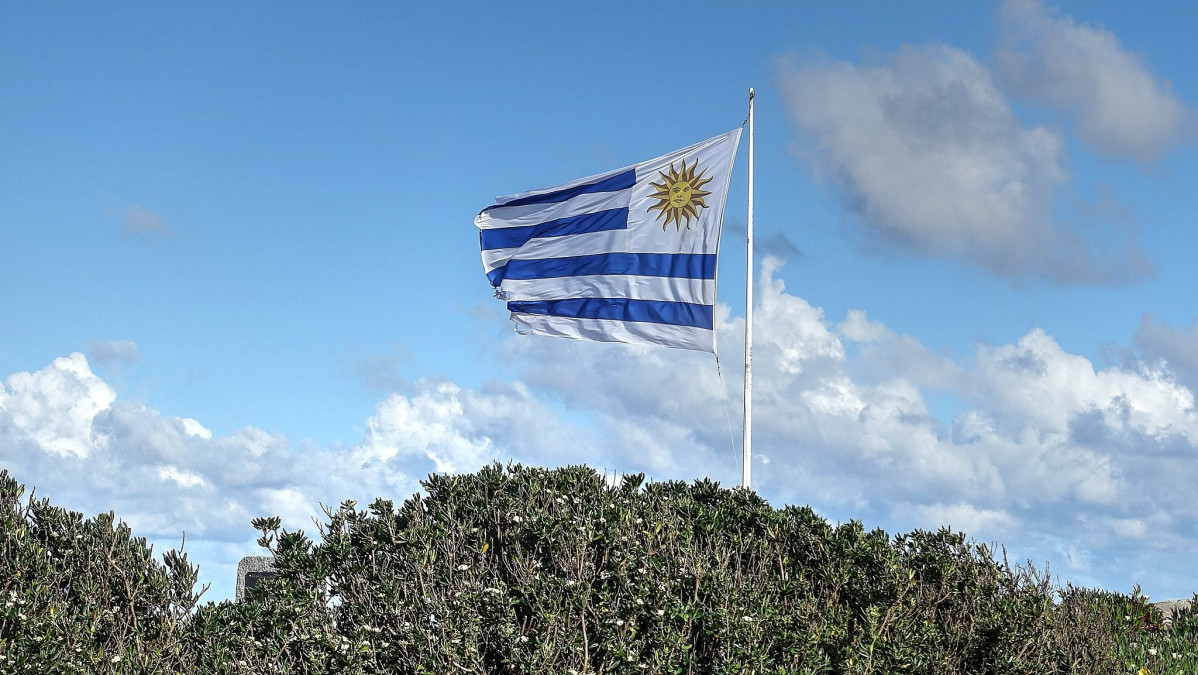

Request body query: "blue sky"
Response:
[4, 1, 1198, 602]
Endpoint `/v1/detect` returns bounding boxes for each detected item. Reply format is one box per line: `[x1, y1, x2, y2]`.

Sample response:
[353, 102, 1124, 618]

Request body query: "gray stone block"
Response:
[1155, 599, 1193, 621]
[235, 555, 276, 601]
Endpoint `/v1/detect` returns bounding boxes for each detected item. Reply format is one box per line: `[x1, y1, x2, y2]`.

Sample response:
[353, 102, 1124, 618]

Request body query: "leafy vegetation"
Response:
[1, 464, 1196, 673]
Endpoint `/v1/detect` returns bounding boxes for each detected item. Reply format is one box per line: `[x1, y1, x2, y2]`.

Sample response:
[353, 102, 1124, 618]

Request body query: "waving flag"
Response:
[476, 129, 741, 352]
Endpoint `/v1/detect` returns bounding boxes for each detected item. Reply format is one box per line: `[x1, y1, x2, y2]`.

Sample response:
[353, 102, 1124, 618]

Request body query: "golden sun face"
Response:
[648, 159, 713, 231]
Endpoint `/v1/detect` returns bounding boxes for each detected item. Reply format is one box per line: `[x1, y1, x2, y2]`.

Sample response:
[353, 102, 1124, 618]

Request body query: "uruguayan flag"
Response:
[477, 129, 741, 352]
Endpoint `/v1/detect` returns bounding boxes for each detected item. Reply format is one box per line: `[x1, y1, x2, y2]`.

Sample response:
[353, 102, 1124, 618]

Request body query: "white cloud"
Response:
[0, 353, 115, 458]
[997, 0, 1192, 161]
[181, 418, 212, 439]
[157, 465, 208, 489]
[0, 355, 603, 598]
[0, 349, 719, 560]
[967, 329, 1198, 446]
[775, 42, 1153, 283]
[259, 487, 321, 530]
[838, 310, 888, 344]
[7, 275, 1198, 601]
[360, 381, 494, 473]
[894, 502, 1018, 539]
[1106, 516, 1148, 540]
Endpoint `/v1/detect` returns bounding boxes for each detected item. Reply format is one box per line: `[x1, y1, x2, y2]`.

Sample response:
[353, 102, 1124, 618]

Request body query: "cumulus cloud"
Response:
[7, 273, 1198, 600]
[775, 43, 1152, 283]
[749, 265, 1198, 593]
[500, 260, 1198, 595]
[997, 0, 1192, 161]
[0, 354, 603, 600]
[0, 353, 116, 458]
[893, 502, 1019, 540]
[776, 45, 1062, 274]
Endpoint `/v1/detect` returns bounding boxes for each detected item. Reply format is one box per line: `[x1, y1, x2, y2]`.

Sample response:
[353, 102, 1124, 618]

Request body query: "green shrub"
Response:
[0, 469, 203, 673]
[224, 463, 1112, 673]
[3, 462, 1197, 673]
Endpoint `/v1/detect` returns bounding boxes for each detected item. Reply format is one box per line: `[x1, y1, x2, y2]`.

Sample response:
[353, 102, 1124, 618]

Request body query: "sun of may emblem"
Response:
[647, 159, 713, 231]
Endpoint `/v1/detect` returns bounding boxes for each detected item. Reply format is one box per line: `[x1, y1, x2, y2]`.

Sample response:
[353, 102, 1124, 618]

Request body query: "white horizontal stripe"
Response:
[482, 247, 518, 274]
[501, 275, 715, 304]
[476, 190, 631, 230]
[508, 230, 627, 262]
[510, 313, 713, 352]
[483, 229, 630, 274]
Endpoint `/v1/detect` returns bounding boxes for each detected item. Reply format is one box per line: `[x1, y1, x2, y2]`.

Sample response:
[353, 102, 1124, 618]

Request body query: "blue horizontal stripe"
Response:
[480, 208, 628, 251]
[487, 253, 716, 286]
[486, 169, 636, 210]
[508, 298, 714, 330]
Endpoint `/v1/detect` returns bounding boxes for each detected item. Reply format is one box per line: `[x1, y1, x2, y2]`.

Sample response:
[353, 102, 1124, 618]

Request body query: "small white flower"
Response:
[635, 598, 643, 605]
[656, 609, 665, 616]
[512, 515, 522, 523]
[520, 636, 529, 643]
[457, 564, 470, 571]
[111, 656, 122, 664]
[742, 616, 754, 622]
[1148, 648, 1158, 656]
[615, 619, 625, 626]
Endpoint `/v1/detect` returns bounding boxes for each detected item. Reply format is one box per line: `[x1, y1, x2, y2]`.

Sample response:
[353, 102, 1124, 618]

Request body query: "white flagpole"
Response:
[742, 88, 755, 490]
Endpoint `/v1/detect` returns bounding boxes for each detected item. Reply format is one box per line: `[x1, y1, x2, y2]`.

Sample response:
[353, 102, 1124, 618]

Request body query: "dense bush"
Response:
[1, 464, 1195, 673]
[0, 469, 202, 673]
